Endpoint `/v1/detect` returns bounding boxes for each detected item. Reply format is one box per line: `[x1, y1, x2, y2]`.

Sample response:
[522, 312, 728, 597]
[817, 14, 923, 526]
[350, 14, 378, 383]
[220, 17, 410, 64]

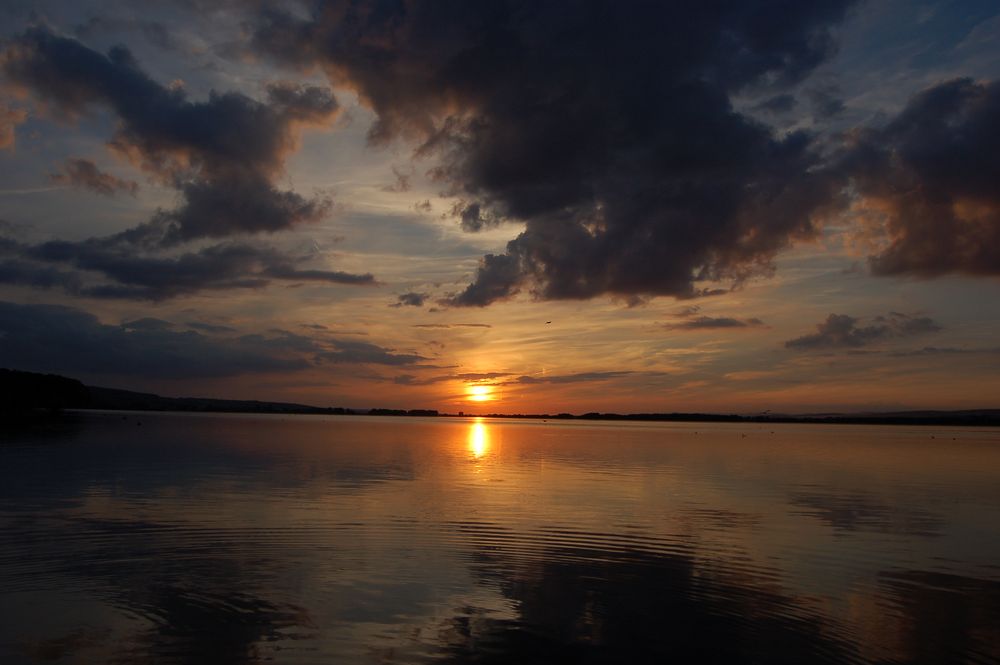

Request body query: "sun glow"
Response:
[466, 384, 494, 402]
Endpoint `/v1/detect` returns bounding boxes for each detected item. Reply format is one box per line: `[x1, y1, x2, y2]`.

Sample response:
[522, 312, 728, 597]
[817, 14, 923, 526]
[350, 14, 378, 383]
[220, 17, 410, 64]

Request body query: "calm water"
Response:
[2, 413, 999, 664]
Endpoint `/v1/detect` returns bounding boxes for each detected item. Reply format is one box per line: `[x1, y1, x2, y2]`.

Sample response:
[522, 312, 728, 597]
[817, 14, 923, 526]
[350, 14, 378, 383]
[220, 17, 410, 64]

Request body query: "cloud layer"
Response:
[0, 301, 424, 378]
[0, 236, 373, 300]
[4, 10, 998, 307]
[253, 0, 857, 306]
[3, 28, 337, 242]
[841, 78, 1000, 277]
[0, 27, 373, 299]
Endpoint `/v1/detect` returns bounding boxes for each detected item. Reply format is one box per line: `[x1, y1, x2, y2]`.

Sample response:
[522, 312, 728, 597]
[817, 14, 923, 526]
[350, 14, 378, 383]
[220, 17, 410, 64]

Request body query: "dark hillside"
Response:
[0, 368, 91, 415]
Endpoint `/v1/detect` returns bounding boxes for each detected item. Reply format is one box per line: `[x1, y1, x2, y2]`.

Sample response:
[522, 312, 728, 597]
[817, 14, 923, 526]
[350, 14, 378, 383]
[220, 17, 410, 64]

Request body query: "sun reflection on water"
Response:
[468, 419, 490, 458]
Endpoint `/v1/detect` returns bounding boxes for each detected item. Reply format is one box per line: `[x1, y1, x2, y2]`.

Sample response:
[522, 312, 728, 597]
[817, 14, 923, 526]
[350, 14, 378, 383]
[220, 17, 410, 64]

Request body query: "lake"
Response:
[1, 412, 999, 664]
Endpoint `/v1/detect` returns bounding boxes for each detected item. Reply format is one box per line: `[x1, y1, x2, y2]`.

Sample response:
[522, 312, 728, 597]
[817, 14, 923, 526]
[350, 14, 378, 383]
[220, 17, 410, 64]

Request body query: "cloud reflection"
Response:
[2, 414, 999, 663]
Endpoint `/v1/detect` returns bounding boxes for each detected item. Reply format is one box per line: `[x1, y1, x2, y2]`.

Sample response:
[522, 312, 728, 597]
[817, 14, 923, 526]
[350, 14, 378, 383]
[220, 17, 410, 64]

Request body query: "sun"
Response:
[466, 384, 494, 402]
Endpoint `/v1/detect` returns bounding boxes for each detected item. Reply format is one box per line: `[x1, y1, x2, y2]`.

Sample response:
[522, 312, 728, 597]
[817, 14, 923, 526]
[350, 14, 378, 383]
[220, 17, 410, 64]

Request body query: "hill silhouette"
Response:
[0, 368, 91, 415]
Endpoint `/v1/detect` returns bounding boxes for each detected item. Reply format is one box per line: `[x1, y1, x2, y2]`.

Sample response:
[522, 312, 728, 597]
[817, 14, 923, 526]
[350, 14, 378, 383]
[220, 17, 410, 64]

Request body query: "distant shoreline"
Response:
[439, 411, 1000, 427]
[3, 368, 999, 427]
[56, 408, 1000, 427]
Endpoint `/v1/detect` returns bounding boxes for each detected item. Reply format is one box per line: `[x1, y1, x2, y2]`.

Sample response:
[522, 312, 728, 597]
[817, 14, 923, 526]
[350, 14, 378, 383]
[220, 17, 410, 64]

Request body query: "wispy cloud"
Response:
[666, 316, 765, 331]
[412, 323, 491, 329]
[515, 371, 633, 385]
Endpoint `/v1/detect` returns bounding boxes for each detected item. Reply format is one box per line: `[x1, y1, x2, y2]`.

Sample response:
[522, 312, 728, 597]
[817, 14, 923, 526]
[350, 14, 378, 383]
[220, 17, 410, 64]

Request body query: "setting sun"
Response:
[466, 384, 495, 402]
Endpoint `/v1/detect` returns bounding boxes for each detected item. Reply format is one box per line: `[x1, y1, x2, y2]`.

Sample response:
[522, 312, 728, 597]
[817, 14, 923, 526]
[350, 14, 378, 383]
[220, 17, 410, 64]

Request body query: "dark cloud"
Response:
[455, 372, 509, 382]
[50, 158, 139, 197]
[515, 371, 632, 385]
[454, 201, 500, 233]
[0, 236, 373, 300]
[785, 312, 942, 351]
[446, 253, 521, 307]
[886, 312, 943, 336]
[0, 301, 424, 379]
[263, 261, 375, 286]
[392, 292, 427, 307]
[185, 321, 236, 334]
[841, 78, 1000, 277]
[666, 315, 765, 330]
[121, 317, 173, 331]
[391, 371, 512, 386]
[2, 28, 338, 240]
[317, 339, 425, 366]
[0, 28, 372, 299]
[151, 174, 331, 245]
[0, 256, 82, 292]
[0, 300, 308, 378]
[665, 305, 765, 330]
[254, 0, 856, 306]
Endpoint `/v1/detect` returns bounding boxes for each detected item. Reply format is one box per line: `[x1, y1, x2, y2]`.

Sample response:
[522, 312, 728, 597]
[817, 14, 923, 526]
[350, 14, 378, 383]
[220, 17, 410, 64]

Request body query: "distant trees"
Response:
[368, 408, 439, 417]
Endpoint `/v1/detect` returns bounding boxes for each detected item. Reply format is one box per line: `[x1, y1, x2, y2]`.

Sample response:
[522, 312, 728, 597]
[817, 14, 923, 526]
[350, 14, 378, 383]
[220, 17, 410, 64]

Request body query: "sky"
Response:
[0, 0, 998, 414]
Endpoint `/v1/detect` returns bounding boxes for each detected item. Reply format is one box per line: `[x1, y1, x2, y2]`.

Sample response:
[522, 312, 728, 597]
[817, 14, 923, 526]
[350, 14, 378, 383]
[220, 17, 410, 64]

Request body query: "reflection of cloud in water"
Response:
[123, 585, 314, 665]
[789, 490, 943, 537]
[1, 414, 419, 512]
[870, 570, 1000, 664]
[428, 530, 1000, 664]
[3, 514, 315, 665]
[433, 535, 858, 664]
[3, 414, 1000, 663]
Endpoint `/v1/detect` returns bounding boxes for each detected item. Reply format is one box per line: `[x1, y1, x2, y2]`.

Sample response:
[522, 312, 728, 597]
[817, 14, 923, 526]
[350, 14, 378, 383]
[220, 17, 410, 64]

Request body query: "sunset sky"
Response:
[1, 0, 998, 414]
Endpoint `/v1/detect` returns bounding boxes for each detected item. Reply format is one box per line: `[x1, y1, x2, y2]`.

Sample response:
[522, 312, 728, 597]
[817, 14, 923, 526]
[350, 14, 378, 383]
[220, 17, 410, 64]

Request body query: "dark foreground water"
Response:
[2, 413, 999, 664]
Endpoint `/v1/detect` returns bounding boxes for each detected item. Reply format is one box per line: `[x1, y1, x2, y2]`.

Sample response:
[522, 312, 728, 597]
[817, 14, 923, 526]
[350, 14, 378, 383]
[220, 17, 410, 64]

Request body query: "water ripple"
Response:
[1, 413, 999, 664]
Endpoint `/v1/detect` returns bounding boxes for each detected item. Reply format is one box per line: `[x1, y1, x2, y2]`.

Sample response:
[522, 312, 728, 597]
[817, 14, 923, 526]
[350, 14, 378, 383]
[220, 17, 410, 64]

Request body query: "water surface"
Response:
[2, 413, 999, 663]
